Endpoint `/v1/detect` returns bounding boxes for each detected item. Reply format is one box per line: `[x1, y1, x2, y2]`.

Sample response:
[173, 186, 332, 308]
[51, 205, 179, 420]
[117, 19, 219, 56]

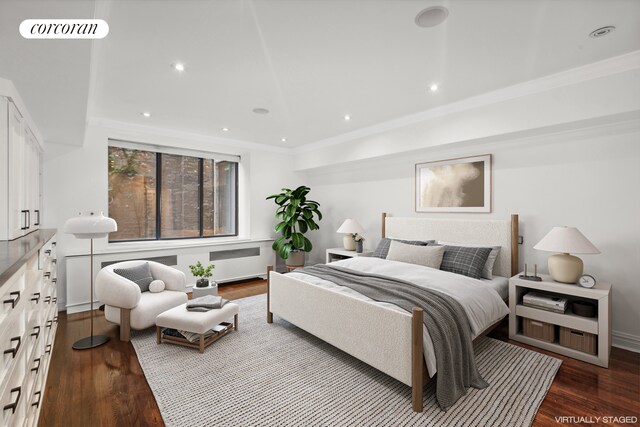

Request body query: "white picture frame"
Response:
[415, 154, 492, 213]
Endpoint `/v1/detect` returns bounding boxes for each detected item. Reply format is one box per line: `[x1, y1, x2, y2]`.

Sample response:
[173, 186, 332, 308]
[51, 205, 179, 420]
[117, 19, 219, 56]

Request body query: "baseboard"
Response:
[612, 331, 640, 353]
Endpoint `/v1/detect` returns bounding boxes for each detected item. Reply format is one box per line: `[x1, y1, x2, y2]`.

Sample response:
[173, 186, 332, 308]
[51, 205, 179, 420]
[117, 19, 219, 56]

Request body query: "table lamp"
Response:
[336, 219, 364, 251]
[533, 226, 600, 284]
[64, 211, 117, 349]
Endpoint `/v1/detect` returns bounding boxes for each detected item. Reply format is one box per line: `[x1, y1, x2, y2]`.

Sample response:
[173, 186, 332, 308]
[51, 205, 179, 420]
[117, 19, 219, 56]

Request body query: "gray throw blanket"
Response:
[186, 295, 228, 312]
[298, 264, 488, 410]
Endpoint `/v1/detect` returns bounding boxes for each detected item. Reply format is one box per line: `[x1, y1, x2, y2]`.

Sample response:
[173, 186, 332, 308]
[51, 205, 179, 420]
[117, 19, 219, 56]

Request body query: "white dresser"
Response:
[0, 230, 57, 426]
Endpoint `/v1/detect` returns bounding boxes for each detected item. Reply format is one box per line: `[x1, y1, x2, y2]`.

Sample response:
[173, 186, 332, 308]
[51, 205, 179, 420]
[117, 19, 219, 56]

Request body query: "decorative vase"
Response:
[196, 278, 210, 288]
[355, 240, 363, 253]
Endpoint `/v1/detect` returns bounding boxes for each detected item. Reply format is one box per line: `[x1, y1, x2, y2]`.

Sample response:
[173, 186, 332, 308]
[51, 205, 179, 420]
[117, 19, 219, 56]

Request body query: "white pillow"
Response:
[386, 240, 445, 269]
[437, 240, 501, 279]
[149, 279, 165, 293]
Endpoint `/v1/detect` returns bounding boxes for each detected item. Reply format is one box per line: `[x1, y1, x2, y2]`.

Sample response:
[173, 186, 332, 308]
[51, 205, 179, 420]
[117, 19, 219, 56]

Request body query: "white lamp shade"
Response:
[336, 218, 365, 235]
[533, 226, 600, 254]
[64, 211, 118, 239]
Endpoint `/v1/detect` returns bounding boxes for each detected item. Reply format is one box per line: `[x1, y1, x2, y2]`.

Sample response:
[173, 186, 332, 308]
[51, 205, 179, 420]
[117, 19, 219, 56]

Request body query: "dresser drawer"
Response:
[0, 341, 28, 426]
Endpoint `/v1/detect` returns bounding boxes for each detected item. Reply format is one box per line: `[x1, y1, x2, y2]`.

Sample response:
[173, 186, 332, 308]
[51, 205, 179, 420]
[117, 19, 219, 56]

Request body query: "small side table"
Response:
[192, 282, 218, 298]
[326, 248, 373, 263]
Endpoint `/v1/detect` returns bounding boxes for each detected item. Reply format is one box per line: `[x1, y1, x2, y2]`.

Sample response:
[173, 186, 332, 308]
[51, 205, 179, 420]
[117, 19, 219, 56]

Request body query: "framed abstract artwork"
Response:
[415, 154, 491, 213]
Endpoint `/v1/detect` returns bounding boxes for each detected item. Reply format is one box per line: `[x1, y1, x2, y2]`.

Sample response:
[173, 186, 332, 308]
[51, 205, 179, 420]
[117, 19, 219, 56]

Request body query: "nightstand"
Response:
[509, 273, 611, 367]
[325, 248, 373, 263]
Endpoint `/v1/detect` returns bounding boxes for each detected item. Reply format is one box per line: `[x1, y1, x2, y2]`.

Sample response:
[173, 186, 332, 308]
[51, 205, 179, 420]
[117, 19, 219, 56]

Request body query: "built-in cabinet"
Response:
[1, 97, 42, 241]
[0, 233, 57, 426]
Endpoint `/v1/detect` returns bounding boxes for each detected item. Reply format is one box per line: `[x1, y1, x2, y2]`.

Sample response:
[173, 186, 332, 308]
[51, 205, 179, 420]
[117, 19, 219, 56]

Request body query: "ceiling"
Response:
[1, 0, 640, 148]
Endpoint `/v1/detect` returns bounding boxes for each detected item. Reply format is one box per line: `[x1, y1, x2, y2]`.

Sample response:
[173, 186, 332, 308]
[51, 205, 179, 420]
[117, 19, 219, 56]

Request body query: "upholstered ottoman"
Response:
[156, 302, 239, 353]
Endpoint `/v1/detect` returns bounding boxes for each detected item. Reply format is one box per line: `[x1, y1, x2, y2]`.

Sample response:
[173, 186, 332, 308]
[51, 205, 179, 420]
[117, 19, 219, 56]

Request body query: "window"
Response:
[108, 145, 238, 242]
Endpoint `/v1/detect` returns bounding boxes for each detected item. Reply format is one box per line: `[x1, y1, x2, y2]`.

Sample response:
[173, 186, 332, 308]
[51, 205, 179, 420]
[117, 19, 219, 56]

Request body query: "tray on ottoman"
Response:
[156, 302, 239, 353]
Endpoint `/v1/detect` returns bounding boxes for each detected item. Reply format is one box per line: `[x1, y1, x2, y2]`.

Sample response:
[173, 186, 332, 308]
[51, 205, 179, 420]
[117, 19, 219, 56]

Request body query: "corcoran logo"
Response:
[19, 19, 109, 39]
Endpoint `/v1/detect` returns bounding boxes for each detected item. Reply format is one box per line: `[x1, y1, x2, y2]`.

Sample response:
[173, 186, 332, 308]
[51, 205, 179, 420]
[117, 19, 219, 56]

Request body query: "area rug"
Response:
[131, 294, 561, 427]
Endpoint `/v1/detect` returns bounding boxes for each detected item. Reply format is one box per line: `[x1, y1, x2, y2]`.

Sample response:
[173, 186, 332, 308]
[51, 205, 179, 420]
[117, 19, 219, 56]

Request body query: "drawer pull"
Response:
[44, 296, 51, 303]
[52, 242, 56, 247]
[46, 320, 53, 329]
[52, 259, 57, 264]
[3, 291, 21, 309]
[31, 357, 41, 374]
[32, 391, 41, 409]
[3, 387, 21, 414]
[31, 326, 41, 340]
[52, 297, 57, 304]
[21, 210, 29, 230]
[45, 344, 51, 355]
[31, 292, 41, 303]
[34, 210, 40, 226]
[54, 316, 58, 323]
[44, 272, 51, 278]
[570, 331, 584, 337]
[44, 250, 51, 255]
[4, 336, 21, 358]
[52, 278, 57, 284]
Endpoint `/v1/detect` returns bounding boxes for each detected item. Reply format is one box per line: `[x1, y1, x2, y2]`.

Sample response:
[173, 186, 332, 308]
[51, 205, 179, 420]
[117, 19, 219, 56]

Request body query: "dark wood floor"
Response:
[41, 279, 639, 426]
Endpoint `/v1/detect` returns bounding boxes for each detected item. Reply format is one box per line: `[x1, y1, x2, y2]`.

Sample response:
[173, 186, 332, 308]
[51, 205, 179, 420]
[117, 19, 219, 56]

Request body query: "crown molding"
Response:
[295, 50, 640, 155]
[87, 117, 292, 155]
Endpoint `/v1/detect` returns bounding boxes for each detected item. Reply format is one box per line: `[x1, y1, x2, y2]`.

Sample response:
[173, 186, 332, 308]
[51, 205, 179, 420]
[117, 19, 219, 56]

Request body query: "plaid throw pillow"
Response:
[114, 262, 154, 293]
[440, 246, 492, 279]
[372, 238, 434, 259]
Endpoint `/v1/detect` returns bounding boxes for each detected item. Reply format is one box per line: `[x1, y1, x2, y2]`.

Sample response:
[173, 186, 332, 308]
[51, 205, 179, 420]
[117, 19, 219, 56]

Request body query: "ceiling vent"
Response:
[415, 6, 449, 28]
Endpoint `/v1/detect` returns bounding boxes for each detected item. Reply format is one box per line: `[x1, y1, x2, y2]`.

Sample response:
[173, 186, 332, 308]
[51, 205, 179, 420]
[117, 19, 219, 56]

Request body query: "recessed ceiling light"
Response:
[344, 115, 351, 121]
[281, 138, 287, 142]
[173, 62, 185, 72]
[415, 6, 449, 28]
[589, 26, 615, 38]
[253, 108, 270, 114]
[141, 112, 151, 118]
[429, 84, 439, 92]
[221, 127, 229, 132]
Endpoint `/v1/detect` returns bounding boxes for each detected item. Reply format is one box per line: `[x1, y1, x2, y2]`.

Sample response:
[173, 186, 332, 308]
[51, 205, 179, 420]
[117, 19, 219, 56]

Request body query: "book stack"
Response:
[523, 291, 568, 314]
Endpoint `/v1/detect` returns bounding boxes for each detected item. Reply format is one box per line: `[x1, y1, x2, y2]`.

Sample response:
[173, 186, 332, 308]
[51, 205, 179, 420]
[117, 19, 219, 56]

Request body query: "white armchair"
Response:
[96, 260, 188, 341]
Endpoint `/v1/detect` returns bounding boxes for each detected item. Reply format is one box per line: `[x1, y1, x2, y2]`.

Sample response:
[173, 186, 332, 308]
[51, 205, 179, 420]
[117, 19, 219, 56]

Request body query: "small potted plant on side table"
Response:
[189, 261, 215, 288]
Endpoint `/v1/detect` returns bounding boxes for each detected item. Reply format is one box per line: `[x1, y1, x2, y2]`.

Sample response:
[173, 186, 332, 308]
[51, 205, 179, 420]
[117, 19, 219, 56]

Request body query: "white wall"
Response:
[42, 122, 298, 310]
[302, 123, 640, 351]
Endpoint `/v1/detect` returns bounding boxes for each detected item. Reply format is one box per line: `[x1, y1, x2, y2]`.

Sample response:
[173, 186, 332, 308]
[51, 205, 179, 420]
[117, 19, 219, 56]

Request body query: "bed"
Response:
[266, 213, 519, 412]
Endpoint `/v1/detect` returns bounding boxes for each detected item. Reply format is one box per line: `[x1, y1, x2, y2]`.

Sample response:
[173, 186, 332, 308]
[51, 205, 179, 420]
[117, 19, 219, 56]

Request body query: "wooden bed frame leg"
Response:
[156, 326, 161, 344]
[234, 314, 238, 331]
[267, 265, 273, 324]
[412, 307, 424, 412]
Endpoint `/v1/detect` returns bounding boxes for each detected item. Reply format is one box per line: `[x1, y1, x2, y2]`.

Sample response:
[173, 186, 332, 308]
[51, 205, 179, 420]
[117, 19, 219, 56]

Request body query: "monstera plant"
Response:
[266, 186, 322, 266]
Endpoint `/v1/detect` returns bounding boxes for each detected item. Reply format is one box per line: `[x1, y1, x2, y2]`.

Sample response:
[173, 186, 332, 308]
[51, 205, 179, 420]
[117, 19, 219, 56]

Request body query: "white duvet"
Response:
[288, 257, 510, 376]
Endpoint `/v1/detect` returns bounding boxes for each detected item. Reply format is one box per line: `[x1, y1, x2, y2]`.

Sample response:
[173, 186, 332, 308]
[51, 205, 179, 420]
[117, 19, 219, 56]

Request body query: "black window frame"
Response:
[108, 148, 239, 243]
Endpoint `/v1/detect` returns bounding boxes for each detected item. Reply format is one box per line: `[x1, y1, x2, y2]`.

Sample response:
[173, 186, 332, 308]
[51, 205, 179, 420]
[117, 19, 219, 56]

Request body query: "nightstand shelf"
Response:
[325, 248, 373, 263]
[509, 273, 611, 367]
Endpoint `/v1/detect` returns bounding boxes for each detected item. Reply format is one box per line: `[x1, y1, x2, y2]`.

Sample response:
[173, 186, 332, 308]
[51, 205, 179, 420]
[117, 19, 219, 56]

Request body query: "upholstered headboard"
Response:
[382, 213, 519, 278]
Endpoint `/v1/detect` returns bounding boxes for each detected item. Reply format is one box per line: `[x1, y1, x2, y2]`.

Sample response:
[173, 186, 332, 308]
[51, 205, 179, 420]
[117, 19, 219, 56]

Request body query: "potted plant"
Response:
[189, 261, 215, 288]
[266, 186, 322, 266]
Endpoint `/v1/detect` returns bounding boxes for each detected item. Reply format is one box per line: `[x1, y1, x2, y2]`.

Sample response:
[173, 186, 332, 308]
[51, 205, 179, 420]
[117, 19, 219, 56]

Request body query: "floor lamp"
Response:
[64, 211, 117, 350]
